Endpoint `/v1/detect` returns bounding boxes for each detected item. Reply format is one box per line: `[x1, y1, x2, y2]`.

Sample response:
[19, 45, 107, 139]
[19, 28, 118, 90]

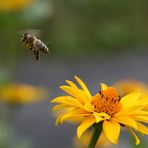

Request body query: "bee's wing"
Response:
[18, 29, 41, 37]
[43, 41, 53, 46]
[18, 30, 25, 37]
[27, 29, 41, 36]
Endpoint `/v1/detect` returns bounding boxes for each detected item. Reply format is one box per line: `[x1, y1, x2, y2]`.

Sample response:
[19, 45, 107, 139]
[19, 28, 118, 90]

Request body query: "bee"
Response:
[21, 33, 48, 61]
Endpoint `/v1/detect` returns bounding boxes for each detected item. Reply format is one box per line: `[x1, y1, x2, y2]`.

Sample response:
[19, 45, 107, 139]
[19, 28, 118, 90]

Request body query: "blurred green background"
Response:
[1, 0, 148, 64]
[1, 0, 148, 148]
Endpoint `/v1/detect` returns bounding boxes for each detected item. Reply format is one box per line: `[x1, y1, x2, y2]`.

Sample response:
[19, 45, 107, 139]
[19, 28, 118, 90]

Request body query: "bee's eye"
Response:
[24, 36, 27, 40]
[24, 33, 28, 36]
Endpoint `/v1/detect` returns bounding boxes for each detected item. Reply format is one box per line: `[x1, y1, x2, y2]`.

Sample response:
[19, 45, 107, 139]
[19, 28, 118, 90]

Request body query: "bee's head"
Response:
[21, 33, 29, 43]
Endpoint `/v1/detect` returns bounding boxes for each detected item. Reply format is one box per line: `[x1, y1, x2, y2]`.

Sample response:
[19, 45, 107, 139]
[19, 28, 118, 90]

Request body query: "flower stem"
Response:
[89, 123, 102, 148]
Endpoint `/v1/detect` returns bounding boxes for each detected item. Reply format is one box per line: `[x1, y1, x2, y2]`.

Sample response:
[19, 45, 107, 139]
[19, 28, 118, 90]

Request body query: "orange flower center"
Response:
[91, 87, 122, 117]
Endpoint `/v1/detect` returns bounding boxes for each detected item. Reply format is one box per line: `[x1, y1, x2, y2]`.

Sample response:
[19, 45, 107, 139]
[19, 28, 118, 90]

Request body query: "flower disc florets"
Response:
[91, 86, 122, 117]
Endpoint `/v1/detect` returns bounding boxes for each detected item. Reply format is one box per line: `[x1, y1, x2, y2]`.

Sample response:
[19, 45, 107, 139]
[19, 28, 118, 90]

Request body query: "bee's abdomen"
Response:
[39, 45, 48, 54]
[35, 39, 48, 54]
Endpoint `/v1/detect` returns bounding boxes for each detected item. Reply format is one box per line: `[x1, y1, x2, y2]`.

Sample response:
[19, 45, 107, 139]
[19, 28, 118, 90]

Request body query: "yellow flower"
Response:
[51, 76, 148, 145]
[73, 131, 112, 148]
[114, 79, 148, 110]
[0, 83, 47, 105]
[0, 0, 34, 12]
[114, 79, 148, 97]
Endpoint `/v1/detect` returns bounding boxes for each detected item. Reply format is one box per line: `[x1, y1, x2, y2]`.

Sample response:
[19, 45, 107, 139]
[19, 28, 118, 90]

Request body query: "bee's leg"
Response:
[30, 46, 33, 50]
[30, 44, 34, 50]
[36, 50, 39, 61]
[30, 41, 35, 51]
[33, 50, 39, 61]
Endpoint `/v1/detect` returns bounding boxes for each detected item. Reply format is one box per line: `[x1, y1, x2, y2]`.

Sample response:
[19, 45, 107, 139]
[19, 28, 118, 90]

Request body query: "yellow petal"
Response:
[138, 97, 148, 106]
[65, 116, 84, 124]
[60, 86, 88, 104]
[128, 110, 148, 116]
[136, 122, 148, 135]
[128, 127, 140, 145]
[120, 92, 140, 109]
[56, 109, 90, 125]
[51, 96, 83, 108]
[114, 116, 137, 130]
[52, 104, 67, 112]
[103, 120, 120, 144]
[74, 76, 92, 99]
[115, 105, 142, 117]
[77, 116, 95, 138]
[84, 102, 94, 112]
[100, 83, 108, 91]
[132, 116, 148, 123]
[65, 80, 78, 89]
[58, 109, 90, 124]
[93, 112, 110, 123]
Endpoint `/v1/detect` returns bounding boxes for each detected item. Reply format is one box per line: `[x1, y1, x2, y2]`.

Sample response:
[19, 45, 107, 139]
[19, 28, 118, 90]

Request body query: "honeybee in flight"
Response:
[21, 32, 49, 61]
